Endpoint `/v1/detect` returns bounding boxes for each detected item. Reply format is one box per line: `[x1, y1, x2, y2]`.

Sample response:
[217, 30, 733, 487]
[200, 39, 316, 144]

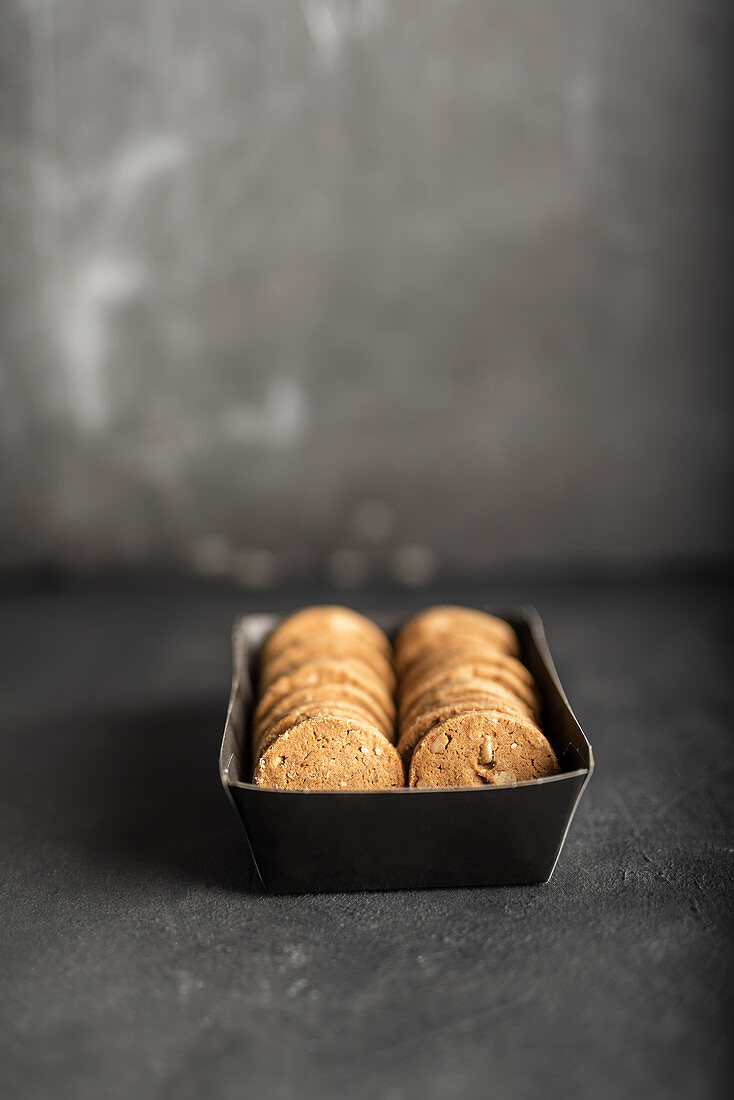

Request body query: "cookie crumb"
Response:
[493, 770, 517, 786]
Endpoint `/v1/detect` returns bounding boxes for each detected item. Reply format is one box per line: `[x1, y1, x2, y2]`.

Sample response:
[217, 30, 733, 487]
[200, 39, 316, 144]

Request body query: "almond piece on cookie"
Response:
[408, 710, 559, 790]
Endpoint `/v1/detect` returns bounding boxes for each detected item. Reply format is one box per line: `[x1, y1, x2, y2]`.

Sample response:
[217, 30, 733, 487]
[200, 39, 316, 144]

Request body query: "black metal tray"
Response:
[219, 607, 593, 893]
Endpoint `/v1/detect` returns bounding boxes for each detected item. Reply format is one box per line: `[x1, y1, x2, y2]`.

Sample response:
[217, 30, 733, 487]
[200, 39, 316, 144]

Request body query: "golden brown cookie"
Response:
[252, 683, 393, 750]
[401, 679, 538, 730]
[394, 607, 520, 673]
[400, 658, 540, 722]
[396, 628, 514, 679]
[251, 605, 399, 788]
[254, 715, 405, 790]
[255, 659, 395, 729]
[399, 642, 528, 698]
[255, 702, 386, 761]
[396, 605, 519, 649]
[259, 635, 396, 694]
[404, 684, 533, 725]
[408, 710, 559, 789]
[401, 646, 536, 698]
[261, 606, 391, 665]
[397, 695, 531, 764]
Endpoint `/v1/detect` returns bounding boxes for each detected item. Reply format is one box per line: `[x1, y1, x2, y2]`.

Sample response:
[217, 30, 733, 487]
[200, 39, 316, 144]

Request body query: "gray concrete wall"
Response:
[1, 0, 732, 585]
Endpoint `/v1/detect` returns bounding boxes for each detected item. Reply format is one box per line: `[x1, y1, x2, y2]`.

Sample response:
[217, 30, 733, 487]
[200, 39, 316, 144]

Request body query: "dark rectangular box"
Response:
[219, 608, 593, 893]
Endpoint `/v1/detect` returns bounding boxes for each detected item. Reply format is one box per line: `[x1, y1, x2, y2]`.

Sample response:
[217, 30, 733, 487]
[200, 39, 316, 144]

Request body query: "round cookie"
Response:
[401, 647, 536, 700]
[402, 642, 534, 699]
[255, 660, 395, 729]
[259, 635, 396, 694]
[254, 715, 405, 791]
[252, 683, 393, 748]
[408, 710, 560, 789]
[396, 627, 514, 678]
[403, 683, 533, 725]
[397, 695, 532, 764]
[396, 606, 519, 649]
[261, 606, 390, 665]
[260, 673, 393, 734]
[253, 682, 388, 739]
[395, 607, 520, 672]
[399, 659, 540, 721]
[401, 680, 538, 731]
[254, 702, 385, 762]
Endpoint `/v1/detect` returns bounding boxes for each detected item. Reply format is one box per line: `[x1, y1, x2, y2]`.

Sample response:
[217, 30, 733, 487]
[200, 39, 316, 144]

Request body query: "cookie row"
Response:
[394, 607, 560, 788]
[252, 606, 404, 790]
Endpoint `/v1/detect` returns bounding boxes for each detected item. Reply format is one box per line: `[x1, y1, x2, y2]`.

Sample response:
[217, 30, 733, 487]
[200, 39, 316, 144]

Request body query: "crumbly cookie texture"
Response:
[254, 664, 395, 735]
[399, 656, 539, 720]
[401, 673, 539, 730]
[251, 604, 559, 792]
[261, 606, 391, 665]
[259, 636, 396, 694]
[256, 658, 394, 718]
[251, 606, 397, 789]
[401, 645, 535, 698]
[401, 681, 537, 727]
[394, 606, 521, 673]
[256, 704, 386, 760]
[252, 683, 392, 750]
[408, 710, 559, 789]
[398, 695, 531, 763]
[255, 716, 404, 790]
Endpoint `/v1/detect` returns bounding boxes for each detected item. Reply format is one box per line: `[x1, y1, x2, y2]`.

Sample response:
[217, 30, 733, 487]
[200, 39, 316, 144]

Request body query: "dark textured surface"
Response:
[1, 579, 732, 1099]
[2, 1, 733, 575]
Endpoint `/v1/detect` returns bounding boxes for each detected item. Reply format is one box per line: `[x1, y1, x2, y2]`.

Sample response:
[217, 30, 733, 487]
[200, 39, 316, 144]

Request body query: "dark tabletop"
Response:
[1, 577, 732, 1100]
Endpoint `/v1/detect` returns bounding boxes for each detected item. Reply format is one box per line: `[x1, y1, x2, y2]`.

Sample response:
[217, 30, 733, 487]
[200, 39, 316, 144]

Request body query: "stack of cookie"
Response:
[394, 606, 560, 788]
[252, 606, 404, 790]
